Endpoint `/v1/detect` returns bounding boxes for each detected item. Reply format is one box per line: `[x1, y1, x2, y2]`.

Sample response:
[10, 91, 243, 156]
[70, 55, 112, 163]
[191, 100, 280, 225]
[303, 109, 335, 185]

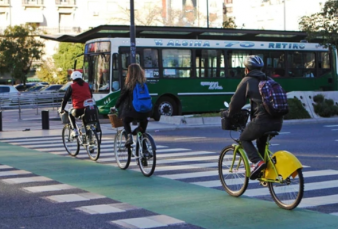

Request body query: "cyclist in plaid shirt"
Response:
[227, 55, 283, 180]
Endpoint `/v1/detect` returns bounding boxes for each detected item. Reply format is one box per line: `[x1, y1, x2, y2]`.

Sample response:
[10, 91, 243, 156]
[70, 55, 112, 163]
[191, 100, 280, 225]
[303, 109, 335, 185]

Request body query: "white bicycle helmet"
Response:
[70, 71, 83, 80]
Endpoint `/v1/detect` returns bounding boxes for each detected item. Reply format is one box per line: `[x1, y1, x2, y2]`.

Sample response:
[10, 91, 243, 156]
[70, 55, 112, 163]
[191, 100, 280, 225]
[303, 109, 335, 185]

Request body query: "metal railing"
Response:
[0, 91, 64, 120]
[55, 0, 76, 5]
[0, 0, 10, 5]
[22, 0, 44, 5]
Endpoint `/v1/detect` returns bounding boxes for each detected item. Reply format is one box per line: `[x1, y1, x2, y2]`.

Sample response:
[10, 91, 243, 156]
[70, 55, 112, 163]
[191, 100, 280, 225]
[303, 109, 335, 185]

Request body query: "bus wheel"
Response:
[153, 97, 177, 121]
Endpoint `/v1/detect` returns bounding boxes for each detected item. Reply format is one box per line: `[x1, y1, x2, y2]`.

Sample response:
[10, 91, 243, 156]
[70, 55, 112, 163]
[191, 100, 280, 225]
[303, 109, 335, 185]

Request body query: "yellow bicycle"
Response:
[218, 108, 304, 210]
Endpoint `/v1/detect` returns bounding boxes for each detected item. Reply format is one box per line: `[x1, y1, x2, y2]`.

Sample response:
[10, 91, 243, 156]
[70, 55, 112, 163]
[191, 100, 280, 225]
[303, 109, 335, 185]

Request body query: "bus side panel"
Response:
[148, 78, 240, 114]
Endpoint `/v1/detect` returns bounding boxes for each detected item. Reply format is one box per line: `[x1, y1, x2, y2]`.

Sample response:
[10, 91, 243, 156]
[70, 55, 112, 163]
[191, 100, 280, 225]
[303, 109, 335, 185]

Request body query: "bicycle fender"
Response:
[265, 150, 303, 180]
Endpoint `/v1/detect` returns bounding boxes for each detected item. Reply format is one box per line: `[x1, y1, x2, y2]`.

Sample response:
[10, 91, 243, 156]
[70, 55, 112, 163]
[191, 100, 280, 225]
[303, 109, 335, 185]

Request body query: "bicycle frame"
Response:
[231, 136, 302, 183]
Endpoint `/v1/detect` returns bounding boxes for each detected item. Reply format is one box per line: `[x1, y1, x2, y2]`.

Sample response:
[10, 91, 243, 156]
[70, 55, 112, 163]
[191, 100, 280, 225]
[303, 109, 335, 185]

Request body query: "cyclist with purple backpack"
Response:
[227, 55, 284, 180]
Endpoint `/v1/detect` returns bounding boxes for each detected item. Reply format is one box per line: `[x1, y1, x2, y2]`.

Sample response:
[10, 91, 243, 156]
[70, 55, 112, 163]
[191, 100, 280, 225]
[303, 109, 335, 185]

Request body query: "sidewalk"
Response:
[1, 108, 338, 139]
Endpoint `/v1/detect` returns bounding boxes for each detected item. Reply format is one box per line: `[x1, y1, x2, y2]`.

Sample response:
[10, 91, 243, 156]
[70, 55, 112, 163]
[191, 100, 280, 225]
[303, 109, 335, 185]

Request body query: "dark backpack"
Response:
[257, 77, 289, 117]
[132, 82, 153, 113]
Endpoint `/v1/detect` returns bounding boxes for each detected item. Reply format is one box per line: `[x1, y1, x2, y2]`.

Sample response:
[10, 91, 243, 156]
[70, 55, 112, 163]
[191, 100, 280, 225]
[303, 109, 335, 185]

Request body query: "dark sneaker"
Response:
[143, 150, 152, 158]
[125, 134, 133, 147]
[141, 157, 148, 166]
[250, 161, 266, 180]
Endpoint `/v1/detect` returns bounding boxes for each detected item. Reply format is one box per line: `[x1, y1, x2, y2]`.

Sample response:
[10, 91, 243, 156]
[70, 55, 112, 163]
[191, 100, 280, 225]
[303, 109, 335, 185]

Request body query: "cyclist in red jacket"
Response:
[60, 71, 92, 137]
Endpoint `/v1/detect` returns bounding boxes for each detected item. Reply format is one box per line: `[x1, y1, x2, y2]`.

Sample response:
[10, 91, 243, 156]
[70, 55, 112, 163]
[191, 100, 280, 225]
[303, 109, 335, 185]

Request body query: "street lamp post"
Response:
[130, 0, 136, 64]
[207, 0, 209, 28]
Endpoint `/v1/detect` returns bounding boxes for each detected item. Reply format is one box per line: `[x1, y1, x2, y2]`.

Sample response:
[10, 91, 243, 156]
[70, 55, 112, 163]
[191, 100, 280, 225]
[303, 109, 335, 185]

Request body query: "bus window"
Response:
[227, 50, 249, 78]
[288, 52, 315, 77]
[220, 53, 225, 77]
[264, 51, 285, 77]
[92, 54, 110, 93]
[162, 49, 191, 78]
[143, 49, 159, 78]
[112, 53, 120, 91]
[318, 52, 331, 77]
[195, 50, 218, 78]
[120, 52, 140, 78]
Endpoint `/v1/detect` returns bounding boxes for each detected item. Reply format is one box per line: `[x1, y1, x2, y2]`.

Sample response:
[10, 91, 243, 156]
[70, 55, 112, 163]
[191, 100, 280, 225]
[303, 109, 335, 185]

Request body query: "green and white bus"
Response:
[80, 36, 337, 120]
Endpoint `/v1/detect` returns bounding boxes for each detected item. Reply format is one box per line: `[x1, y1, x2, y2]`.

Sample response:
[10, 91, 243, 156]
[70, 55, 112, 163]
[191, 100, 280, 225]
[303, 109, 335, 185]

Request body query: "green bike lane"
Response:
[1, 142, 337, 229]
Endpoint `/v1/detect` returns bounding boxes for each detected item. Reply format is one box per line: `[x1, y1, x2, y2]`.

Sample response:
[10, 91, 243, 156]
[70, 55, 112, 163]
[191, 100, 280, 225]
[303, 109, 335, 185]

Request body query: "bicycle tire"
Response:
[268, 168, 304, 210]
[114, 129, 131, 169]
[62, 124, 80, 157]
[218, 145, 249, 197]
[86, 128, 100, 161]
[137, 133, 156, 177]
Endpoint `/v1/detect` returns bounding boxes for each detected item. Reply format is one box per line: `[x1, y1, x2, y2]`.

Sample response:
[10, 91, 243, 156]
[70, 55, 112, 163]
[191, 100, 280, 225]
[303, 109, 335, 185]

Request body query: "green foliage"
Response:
[36, 58, 67, 84]
[0, 24, 44, 83]
[53, 42, 84, 77]
[284, 98, 311, 120]
[299, 0, 338, 48]
[312, 93, 338, 117]
[313, 94, 325, 103]
[222, 17, 237, 29]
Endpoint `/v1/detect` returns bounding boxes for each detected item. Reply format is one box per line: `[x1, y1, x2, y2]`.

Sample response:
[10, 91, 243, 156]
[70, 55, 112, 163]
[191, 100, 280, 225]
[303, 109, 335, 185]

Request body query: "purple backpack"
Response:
[258, 78, 289, 117]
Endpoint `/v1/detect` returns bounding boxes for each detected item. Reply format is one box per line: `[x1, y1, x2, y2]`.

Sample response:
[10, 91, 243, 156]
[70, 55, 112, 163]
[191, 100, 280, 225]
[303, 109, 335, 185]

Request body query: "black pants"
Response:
[123, 116, 148, 135]
[240, 119, 282, 164]
[70, 108, 85, 129]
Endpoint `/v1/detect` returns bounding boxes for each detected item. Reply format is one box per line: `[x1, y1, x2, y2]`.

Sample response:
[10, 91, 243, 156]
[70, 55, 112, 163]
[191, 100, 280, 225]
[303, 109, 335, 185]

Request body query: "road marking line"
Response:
[0, 170, 31, 177]
[174, 137, 206, 141]
[110, 215, 185, 229]
[1, 176, 52, 184]
[156, 148, 190, 153]
[193, 169, 337, 187]
[45, 193, 106, 203]
[244, 180, 338, 197]
[299, 195, 338, 208]
[0, 165, 12, 169]
[324, 125, 338, 127]
[157, 155, 218, 165]
[23, 184, 76, 193]
[76, 203, 139, 214]
[157, 151, 216, 158]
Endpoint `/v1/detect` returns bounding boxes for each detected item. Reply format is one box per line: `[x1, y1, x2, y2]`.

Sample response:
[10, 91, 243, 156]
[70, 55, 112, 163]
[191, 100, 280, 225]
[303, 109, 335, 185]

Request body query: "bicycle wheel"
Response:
[137, 133, 156, 177]
[85, 128, 100, 161]
[268, 168, 304, 210]
[62, 124, 80, 157]
[218, 146, 249, 197]
[114, 130, 131, 169]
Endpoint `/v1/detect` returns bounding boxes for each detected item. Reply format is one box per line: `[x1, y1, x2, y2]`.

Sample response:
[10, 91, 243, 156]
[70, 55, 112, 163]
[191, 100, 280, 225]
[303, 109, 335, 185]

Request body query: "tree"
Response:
[299, 0, 338, 48]
[222, 17, 237, 29]
[0, 24, 45, 84]
[36, 57, 67, 84]
[109, 3, 215, 27]
[52, 42, 84, 80]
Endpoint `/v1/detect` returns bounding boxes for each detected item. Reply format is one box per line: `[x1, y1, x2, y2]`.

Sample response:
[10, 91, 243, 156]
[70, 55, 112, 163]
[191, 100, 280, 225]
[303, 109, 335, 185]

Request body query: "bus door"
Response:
[118, 48, 141, 89]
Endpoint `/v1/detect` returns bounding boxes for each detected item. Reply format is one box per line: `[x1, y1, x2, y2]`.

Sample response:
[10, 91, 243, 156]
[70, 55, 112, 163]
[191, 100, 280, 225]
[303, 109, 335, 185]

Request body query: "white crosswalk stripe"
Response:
[1, 135, 338, 218]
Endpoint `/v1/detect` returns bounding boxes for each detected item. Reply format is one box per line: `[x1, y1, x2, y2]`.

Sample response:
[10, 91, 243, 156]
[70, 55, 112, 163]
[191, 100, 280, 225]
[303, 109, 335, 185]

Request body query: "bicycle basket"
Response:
[108, 114, 124, 128]
[60, 112, 69, 124]
[221, 109, 250, 130]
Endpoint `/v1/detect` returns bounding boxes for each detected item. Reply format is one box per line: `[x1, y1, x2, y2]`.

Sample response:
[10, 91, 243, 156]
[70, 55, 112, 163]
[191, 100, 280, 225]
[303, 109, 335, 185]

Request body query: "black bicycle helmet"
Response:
[244, 55, 264, 70]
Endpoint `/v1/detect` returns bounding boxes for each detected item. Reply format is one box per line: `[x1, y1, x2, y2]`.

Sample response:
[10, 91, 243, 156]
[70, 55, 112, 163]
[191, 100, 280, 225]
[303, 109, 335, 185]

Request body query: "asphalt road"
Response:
[0, 122, 338, 228]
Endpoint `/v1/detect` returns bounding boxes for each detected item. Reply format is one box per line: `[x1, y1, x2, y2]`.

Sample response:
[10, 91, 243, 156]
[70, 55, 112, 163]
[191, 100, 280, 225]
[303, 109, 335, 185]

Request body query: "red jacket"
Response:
[71, 82, 92, 109]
